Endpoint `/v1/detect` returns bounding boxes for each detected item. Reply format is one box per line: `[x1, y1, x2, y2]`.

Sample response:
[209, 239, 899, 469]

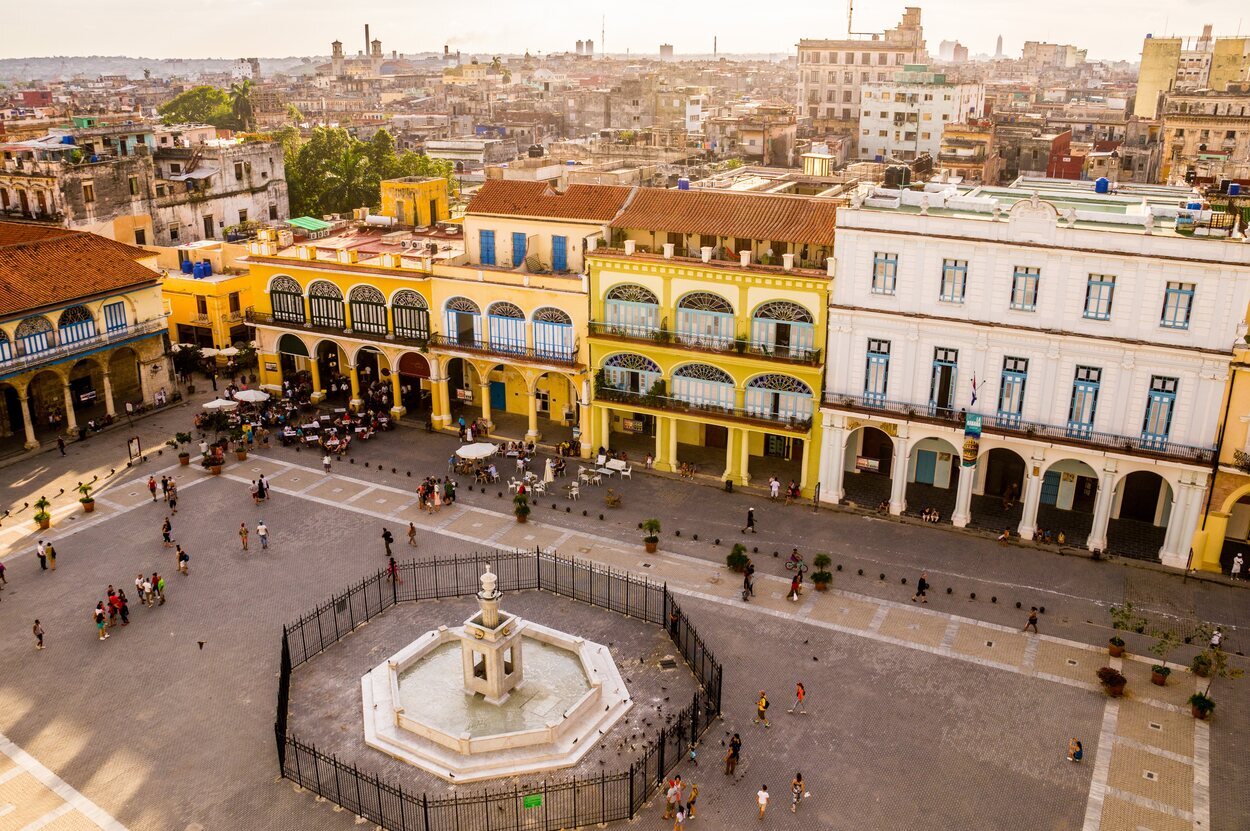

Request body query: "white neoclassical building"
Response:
[817, 178, 1250, 568]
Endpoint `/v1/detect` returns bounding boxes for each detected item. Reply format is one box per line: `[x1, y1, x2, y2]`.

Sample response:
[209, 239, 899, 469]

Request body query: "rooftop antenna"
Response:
[601, 15, 605, 59]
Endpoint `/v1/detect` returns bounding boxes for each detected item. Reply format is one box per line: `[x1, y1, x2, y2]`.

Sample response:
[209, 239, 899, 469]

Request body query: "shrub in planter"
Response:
[1189, 692, 1215, 720]
[175, 431, 193, 465]
[33, 495, 52, 529]
[1108, 602, 1147, 654]
[513, 493, 531, 523]
[1108, 636, 1125, 657]
[642, 518, 661, 553]
[1148, 628, 1182, 686]
[726, 543, 749, 572]
[811, 553, 833, 591]
[1191, 652, 1213, 678]
[77, 482, 95, 513]
[1096, 667, 1127, 697]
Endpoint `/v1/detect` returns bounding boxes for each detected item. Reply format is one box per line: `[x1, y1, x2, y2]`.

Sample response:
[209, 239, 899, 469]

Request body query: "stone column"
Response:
[1159, 482, 1194, 566]
[599, 405, 611, 453]
[348, 364, 363, 410]
[722, 427, 739, 483]
[818, 414, 845, 504]
[18, 390, 38, 449]
[1182, 480, 1209, 568]
[61, 383, 78, 435]
[101, 371, 116, 418]
[578, 380, 593, 459]
[888, 430, 910, 515]
[389, 371, 406, 419]
[1018, 464, 1044, 540]
[951, 462, 976, 528]
[478, 381, 492, 429]
[798, 434, 813, 495]
[308, 358, 322, 399]
[738, 427, 752, 486]
[526, 389, 540, 441]
[1085, 466, 1118, 553]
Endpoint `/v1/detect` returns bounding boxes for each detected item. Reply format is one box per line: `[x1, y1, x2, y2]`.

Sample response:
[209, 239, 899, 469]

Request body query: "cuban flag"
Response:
[970, 373, 978, 407]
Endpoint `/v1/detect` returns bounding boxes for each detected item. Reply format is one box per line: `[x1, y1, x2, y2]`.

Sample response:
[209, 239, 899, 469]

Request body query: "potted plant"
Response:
[1191, 651, 1213, 678]
[1189, 692, 1216, 720]
[1148, 628, 1182, 686]
[77, 482, 96, 513]
[33, 496, 51, 530]
[1108, 602, 1146, 656]
[642, 518, 661, 553]
[726, 543, 749, 572]
[175, 431, 193, 466]
[229, 427, 248, 461]
[1108, 635, 1126, 657]
[513, 492, 531, 523]
[1097, 667, 1127, 697]
[811, 553, 833, 591]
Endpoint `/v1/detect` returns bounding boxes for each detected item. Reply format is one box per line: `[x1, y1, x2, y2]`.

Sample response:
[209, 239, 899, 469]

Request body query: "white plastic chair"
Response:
[619, 465, 632, 480]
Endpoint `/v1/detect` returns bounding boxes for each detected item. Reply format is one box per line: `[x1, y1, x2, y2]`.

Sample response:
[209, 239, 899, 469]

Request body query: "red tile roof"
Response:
[466, 180, 635, 222]
[0, 222, 159, 318]
[609, 188, 839, 246]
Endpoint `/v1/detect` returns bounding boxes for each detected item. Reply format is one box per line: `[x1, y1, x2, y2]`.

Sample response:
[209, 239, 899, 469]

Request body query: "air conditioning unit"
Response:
[400, 240, 411, 249]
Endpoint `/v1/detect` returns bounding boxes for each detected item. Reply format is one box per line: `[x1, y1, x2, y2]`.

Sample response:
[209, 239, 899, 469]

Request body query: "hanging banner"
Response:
[962, 413, 981, 467]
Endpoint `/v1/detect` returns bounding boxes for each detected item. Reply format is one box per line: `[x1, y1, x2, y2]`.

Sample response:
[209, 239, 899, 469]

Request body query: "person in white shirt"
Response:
[1232, 552, 1244, 579]
[757, 785, 770, 819]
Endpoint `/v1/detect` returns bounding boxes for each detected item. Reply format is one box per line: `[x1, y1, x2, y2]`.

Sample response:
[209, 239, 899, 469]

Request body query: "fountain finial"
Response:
[480, 564, 499, 599]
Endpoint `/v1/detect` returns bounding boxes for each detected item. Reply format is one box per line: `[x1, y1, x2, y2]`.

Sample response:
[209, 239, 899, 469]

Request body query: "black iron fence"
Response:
[276, 549, 722, 831]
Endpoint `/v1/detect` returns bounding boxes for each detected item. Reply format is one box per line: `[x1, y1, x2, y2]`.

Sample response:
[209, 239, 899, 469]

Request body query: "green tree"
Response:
[228, 80, 256, 132]
[286, 104, 304, 123]
[158, 85, 230, 126]
[323, 142, 373, 215]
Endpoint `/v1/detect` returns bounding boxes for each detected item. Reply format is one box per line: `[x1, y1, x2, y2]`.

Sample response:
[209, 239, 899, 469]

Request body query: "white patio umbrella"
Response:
[200, 347, 220, 357]
[202, 398, 239, 410]
[543, 458, 555, 484]
[456, 442, 497, 460]
[234, 389, 270, 403]
[217, 346, 241, 357]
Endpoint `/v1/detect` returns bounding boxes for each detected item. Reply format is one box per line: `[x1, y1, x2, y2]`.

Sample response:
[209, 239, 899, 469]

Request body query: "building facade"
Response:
[1159, 88, 1250, 185]
[858, 66, 984, 162]
[0, 224, 170, 451]
[818, 179, 1250, 568]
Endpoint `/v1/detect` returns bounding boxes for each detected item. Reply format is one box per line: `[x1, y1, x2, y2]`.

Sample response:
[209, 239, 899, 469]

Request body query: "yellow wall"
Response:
[1192, 346, 1250, 571]
[380, 177, 449, 227]
[463, 213, 601, 275]
[1134, 38, 1181, 119]
[1209, 38, 1250, 91]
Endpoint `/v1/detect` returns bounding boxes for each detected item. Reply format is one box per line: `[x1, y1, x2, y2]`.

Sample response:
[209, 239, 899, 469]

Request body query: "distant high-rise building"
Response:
[995, 35, 1003, 58]
[939, 40, 957, 62]
[576, 40, 584, 56]
[585, 39, 594, 58]
[659, 43, 674, 60]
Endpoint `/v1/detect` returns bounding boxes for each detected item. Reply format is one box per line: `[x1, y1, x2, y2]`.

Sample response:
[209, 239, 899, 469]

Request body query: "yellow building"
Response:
[380, 176, 450, 229]
[155, 240, 255, 348]
[1191, 344, 1250, 574]
[586, 187, 838, 495]
[0, 223, 171, 451]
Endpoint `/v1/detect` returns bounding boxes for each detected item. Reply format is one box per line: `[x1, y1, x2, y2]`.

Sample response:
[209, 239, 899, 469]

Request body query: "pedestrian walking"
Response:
[176, 545, 189, 575]
[788, 573, 801, 602]
[161, 476, 171, 501]
[323, 454, 332, 473]
[107, 589, 119, 628]
[45, 543, 56, 571]
[386, 557, 402, 584]
[239, 522, 249, 550]
[148, 476, 157, 502]
[686, 783, 698, 819]
[250, 480, 260, 504]
[57, 437, 65, 456]
[259, 475, 271, 500]
[407, 522, 417, 547]
[382, 527, 394, 556]
[673, 804, 685, 831]
[141, 575, 154, 607]
[768, 476, 780, 500]
[1067, 738, 1084, 763]
[724, 733, 741, 775]
[1210, 627, 1223, 650]
[1023, 606, 1039, 633]
[742, 507, 757, 534]
[744, 560, 755, 599]
[35, 540, 47, 571]
[257, 521, 269, 549]
[1232, 553, 1244, 579]
[33, 619, 44, 650]
[167, 488, 178, 515]
[161, 517, 173, 548]
[152, 572, 166, 605]
[94, 603, 108, 640]
[756, 785, 769, 820]
[0, 560, 6, 590]
[788, 682, 806, 714]
[791, 773, 806, 813]
[118, 591, 129, 626]
[754, 690, 770, 728]
[911, 572, 930, 603]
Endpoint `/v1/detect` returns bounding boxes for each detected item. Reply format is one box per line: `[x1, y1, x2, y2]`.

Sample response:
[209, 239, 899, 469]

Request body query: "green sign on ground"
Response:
[523, 793, 543, 809]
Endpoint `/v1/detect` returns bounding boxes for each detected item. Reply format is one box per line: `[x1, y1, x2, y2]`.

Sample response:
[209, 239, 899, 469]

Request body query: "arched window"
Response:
[391, 290, 429, 342]
[602, 353, 661, 395]
[751, 300, 816, 358]
[604, 284, 659, 336]
[745, 374, 813, 422]
[15, 315, 53, 355]
[348, 285, 387, 336]
[533, 307, 574, 361]
[270, 276, 306, 324]
[0, 329, 11, 364]
[445, 297, 482, 347]
[488, 301, 526, 354]
[672, 363, 735, 410]
[57, 305, 97, 345]
[676, 292, 734, 349]
[308, 281, 345, 329]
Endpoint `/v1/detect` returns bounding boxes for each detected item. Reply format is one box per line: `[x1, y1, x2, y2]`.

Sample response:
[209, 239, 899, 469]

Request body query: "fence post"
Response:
[690, 693, 699, 746]
[538, 547, 544, 592]
[422, 793, 430, 831]
[628, 761, 635, 817]
[656, 726, 665, 787]
[662, 586, 668, 636]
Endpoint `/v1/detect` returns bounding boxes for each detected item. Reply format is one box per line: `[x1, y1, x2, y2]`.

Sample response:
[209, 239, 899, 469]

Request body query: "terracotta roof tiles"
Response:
[609, 188, 839, 247]
[466, 180, 634, 222]
[0, 222, 159, 318]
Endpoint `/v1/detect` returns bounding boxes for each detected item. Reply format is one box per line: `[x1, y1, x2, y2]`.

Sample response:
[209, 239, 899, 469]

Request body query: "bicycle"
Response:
[784, 558, 809, 573]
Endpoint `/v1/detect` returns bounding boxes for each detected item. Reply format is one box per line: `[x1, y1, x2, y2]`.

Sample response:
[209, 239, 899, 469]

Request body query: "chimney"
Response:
[365, 24, 370, 57]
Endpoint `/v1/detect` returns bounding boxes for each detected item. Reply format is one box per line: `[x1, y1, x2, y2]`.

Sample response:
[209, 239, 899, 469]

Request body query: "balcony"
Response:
[245, 310, 431, 351]
[822, 392, 1213, 464]
[428, 333, 579, 368]
[221, 311, 245, 324]
[597, 386, 812, 433]
[0, 317, 168, 379]
[588, 321, 822, 367]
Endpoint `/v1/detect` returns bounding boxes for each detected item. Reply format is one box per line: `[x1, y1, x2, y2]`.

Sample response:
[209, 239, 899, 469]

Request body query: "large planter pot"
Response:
[1191, 705, 1211, 720]
[1105, 682, 1126, 698]
[178, 453, 190, 466]
[209, 464, 222, 476]
[814, 581, 830, 592]
[81, 500, 95, 514]
[1108, 641, 1125, 658]
[36, 517, 50, 530]
[1151, 669, 1170, 686]
[644, 541, 658, 553]
[515, 513, 528, 523]
[235, 450, 248, 461]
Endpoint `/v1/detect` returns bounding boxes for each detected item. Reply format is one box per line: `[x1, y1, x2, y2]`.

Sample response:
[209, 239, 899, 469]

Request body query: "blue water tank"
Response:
[1094, 177, 1109, 194]
[1187, 201, 1202, 210]
[180, 259, 193, 274]
[192, 262, 205, 279]
[202, 261, 212, 276]
[1231, 183, 1242, 196]
[677, 178, 690, 191]
[59, 135, 75, 145]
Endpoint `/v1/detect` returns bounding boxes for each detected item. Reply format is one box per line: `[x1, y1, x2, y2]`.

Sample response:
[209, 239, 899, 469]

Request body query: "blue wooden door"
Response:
[490, 381, 506, 410]
[914, 449, 937, 485]
[1040, 471, 1060, 506]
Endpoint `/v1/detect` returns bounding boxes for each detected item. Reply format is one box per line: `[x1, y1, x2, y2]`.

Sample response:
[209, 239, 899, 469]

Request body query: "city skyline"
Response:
[2, 0, 1247, 64]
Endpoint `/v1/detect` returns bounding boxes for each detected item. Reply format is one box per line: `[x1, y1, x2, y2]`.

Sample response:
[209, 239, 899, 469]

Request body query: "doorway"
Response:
[705, 424, 728, 449]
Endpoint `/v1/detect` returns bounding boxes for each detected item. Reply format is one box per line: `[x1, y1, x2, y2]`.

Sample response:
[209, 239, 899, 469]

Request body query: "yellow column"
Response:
[722, 426, 739, 482]
[389, 372, 406, 418]
[17, 389, 38, 449]
[349, 364, 362, 409]
[654, 417, 671, 471]
[61, 383, 78, 435]
[577, 380, 593, 459]
[479, 381, 492, 429]
[526, 388, 540, 441]
[1194, 512, 1229, 573]
[308, 358, 322, 398]
[101, 371, 116, 417]
[599, 405, 611, 453]
[738, 427, 752, 486]
[798, 434, 813, 495]
[430, 374, 449, 428]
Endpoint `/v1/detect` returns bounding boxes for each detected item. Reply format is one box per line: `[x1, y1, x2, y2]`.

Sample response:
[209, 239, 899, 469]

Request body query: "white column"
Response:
[1018, 464, 1044, 540]
[818, 414, 845, 504]
[525, 389, 540, 441]
[61, 384, 78, 434]
[888, 429, 910, 515]
[17, 390, 38, 449]
[479, 381, 492, 429]
[101, 371, 116, 417]
[1159, 482, 1194, 566]
[1085, 466, 1118, 553]
[1179, 479, 1208, 568]
[951, 461, 976, 527]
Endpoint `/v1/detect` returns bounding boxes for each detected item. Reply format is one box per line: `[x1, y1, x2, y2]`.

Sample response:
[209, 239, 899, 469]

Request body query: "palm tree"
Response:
[323, 144, 371, 213]
[228, 80, 256, 132]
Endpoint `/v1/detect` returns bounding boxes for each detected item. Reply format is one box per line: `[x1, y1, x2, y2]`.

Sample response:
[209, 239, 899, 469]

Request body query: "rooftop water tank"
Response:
[1094, 177, 1109, 194]
[180, 259, 194, 274]
[677, 178, 690, 191]
[1186, 201, 1202, 210]
[1231, 183, 1242, 196]
[201, 261, 212, 276]
[192, 262, 205, 279]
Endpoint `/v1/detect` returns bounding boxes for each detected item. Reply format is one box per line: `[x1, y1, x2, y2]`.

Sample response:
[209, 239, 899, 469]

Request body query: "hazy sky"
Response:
[2, 0, 1247, 62]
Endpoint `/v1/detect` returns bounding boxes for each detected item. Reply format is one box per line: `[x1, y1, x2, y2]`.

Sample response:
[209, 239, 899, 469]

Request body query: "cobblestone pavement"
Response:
[0, 415, 1246, 830]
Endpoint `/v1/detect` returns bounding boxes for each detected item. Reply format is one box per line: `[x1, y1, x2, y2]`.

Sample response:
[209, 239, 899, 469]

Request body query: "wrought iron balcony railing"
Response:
[597, 386, 813, 432]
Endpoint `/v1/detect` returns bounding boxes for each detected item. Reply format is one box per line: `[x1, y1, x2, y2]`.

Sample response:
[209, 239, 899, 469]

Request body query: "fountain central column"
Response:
[459, 565, 525, 705]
